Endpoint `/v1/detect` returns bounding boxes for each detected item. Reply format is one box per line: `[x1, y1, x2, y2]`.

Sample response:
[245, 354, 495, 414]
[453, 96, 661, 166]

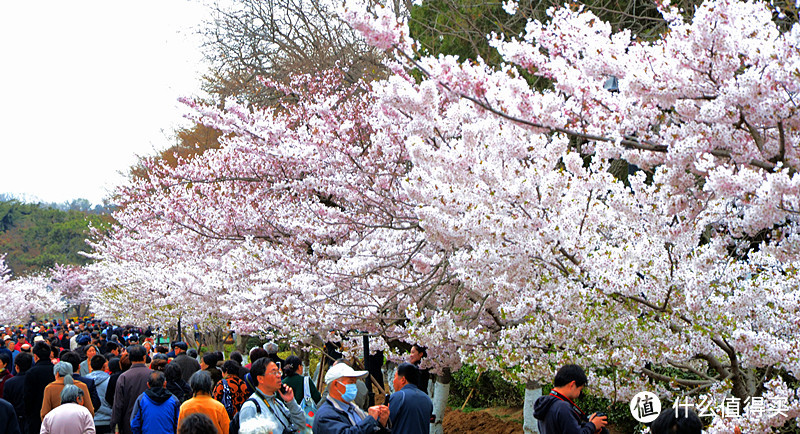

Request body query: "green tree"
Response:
[0, 200, 111, 276]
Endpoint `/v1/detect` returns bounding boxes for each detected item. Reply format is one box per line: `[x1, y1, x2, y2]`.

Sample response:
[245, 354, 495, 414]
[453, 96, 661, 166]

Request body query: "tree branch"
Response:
[739, 110, 765, 154]
[641, 367, 717, 387]
[694, 352, 731, 380]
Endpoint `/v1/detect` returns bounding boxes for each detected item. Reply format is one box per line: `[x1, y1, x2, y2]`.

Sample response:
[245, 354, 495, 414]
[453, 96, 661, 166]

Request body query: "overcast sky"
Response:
[0, 1, 212, 205]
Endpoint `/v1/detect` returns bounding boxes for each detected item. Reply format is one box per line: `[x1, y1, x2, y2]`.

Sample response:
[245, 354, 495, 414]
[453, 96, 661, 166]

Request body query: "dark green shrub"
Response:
[448, 364, 524, 408]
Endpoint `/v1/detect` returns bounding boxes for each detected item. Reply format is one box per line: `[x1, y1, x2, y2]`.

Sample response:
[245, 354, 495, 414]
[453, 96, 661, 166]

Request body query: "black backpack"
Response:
[220, 379, 236, 419]
[229, 397, 261, 434]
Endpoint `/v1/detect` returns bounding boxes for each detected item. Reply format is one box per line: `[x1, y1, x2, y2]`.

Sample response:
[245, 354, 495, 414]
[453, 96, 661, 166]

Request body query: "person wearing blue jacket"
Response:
[312, 362, 389, 434]
[533, 364, 608, 434]
[130, 371, 180, 434]
[388, 363, 433, 434]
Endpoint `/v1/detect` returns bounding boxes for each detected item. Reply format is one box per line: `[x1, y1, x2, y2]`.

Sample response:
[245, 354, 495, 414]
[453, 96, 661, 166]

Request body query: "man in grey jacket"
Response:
[240, 358, 305, 432]
[87, 354, 112, 434]
[111, 345, 153, 434]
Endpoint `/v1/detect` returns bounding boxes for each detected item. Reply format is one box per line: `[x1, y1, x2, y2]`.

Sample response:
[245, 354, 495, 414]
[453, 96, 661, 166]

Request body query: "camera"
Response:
[591, 413, 609, 434]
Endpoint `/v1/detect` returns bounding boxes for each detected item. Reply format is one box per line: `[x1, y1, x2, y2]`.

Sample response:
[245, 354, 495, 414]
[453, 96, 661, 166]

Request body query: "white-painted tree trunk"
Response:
[430, 369, 451, 434]
[524, 380, 542, 433]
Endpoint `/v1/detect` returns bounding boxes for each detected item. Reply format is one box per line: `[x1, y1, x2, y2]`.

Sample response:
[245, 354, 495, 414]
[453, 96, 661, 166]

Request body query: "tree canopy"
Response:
[0, 199, 111, 276]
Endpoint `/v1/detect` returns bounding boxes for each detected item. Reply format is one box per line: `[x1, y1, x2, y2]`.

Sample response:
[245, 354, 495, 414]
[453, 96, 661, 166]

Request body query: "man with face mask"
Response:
[313, 362, 390, 434]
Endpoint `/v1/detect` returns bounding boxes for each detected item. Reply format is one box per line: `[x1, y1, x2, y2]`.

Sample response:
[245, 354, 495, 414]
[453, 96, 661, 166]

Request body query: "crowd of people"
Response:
[0, 319, 435, 434]
[0, 319, 710, 434]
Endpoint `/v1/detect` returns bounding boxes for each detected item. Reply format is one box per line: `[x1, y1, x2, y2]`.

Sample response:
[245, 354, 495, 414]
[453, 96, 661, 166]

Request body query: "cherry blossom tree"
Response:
[0, 254, 66, 325]
[82, 210, 245, 350]
[50, 264, 94, 318]
[342, 0, 800, 430]
[87, 70, 464, 360]
[81, 0, 800, 430]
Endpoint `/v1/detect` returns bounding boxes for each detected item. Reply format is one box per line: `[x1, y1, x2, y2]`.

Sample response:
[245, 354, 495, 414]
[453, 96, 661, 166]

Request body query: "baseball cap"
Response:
[173, 341, 188, 351]
[324, 362, 368, 384]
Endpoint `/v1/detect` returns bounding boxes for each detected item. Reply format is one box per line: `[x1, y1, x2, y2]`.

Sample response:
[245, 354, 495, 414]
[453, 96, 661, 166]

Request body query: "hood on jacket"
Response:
[533, 394, 559, 421]
[245, 372, 257, 391]
[145, 386, 174, 404]
[87, 370, 110, 386]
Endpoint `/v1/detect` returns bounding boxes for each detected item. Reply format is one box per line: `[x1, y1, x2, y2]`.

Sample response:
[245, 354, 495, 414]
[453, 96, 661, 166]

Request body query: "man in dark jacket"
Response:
[2, 352, 31, 433]
[533, 364, 608, 434]
[60, 351, 102, 411]
[0, 398, 21, 434]
[23, 342, 55, 434]
[169, 342, 200, 383]
[111, 345, 153, 434]
[130, 371, 180, 434]
[388, 363, 433, 434]
[312, 362, 389, 434]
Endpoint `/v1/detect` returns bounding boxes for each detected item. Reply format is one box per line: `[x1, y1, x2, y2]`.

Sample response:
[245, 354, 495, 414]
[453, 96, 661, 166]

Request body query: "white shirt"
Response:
[40, 402, 96, 434]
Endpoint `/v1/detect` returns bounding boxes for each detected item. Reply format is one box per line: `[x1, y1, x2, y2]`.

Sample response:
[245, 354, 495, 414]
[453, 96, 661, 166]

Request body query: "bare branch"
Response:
[642, 367, 717, 387]
[739, 110, 765, 154]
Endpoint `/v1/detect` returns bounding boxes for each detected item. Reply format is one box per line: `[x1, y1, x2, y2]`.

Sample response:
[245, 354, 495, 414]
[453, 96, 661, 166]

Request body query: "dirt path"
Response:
[443, 407, 626, 433]
[444, 407, 525, 434]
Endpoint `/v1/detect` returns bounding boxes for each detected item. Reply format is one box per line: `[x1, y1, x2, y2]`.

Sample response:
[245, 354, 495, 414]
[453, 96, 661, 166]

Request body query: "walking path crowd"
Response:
[0, 319, 434, 434]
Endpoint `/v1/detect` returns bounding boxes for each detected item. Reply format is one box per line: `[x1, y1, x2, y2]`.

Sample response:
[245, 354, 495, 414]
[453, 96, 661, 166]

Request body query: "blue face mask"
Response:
[341, 383, 358, 402]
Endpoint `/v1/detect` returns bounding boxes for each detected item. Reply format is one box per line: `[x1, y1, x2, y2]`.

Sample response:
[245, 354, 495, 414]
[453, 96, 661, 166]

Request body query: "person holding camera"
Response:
[534, 364, 609, 434]
[238, 357, 305, 433]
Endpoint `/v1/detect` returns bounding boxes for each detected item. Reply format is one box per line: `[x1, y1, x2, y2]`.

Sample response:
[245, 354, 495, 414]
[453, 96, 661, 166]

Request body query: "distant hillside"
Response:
[0, 194, 114, 215]
[0, 199, 113, 276]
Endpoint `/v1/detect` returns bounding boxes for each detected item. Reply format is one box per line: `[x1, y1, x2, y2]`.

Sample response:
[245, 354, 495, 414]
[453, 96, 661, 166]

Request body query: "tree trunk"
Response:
[524, 379, 542, 434]
[180, 329, 198, 350]
[201, 326, 226, 353]
[384, 361, 397, 393]
[235, 333, 250, 356]
[430, 368, 451, 434]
